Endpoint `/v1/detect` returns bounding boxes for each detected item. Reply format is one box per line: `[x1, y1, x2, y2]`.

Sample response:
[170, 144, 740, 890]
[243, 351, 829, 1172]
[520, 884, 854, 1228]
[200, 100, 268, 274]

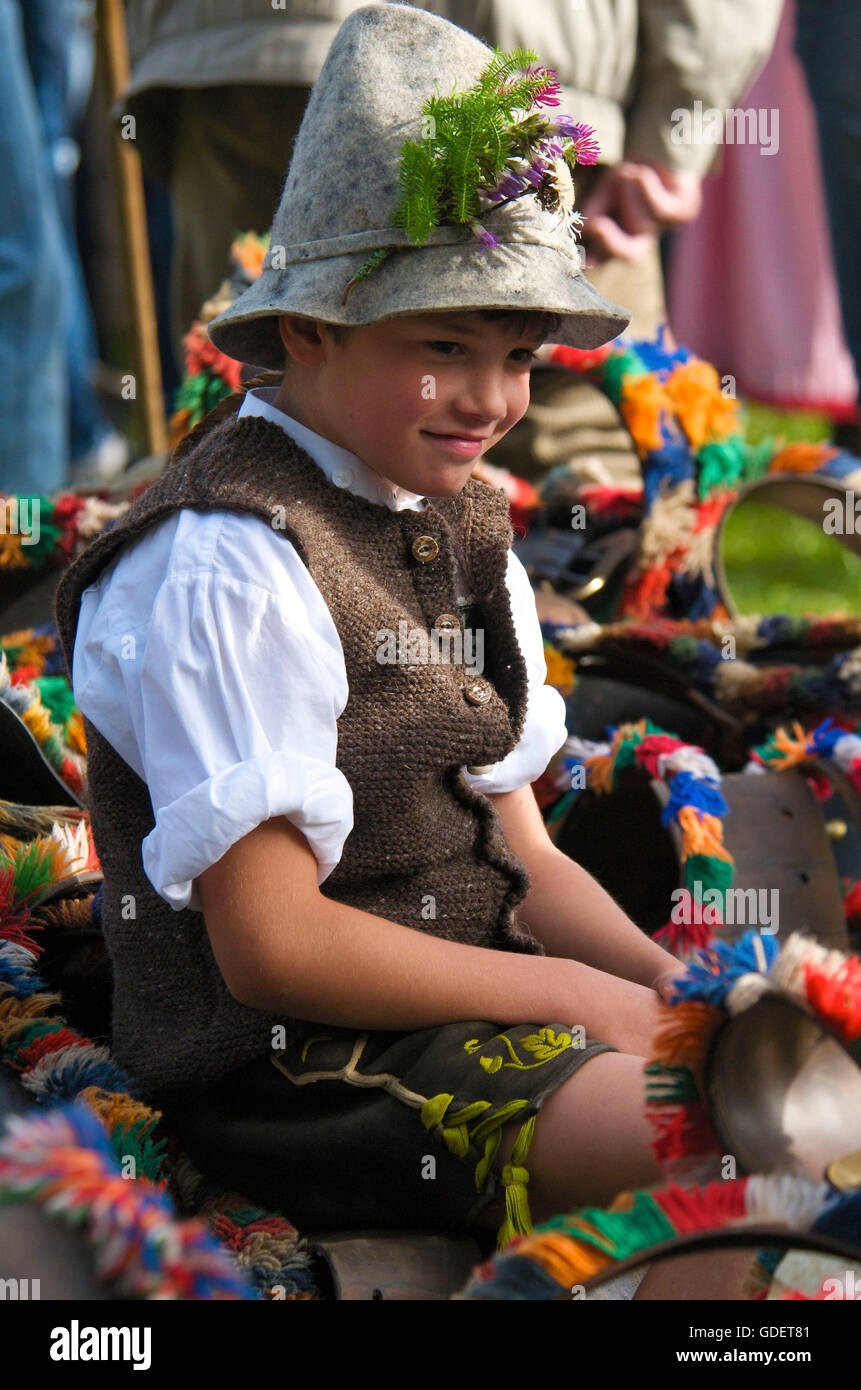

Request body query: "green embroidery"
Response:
[423, 1027, 576, 1253]
[464, 1027, 573, 1071]
[420, 1091, 537, 1251]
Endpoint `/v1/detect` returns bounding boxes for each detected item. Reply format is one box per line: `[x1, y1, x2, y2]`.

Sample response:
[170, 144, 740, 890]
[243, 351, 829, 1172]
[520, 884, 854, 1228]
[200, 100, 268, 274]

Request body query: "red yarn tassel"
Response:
[648, 1102, 720, 1165]
[654, 1178, 748, 1232]
[804, 957, 861, 1045]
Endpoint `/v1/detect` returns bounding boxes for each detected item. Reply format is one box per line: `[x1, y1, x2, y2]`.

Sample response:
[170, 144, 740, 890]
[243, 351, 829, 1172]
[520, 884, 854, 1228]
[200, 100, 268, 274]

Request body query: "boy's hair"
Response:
[282, 308, 562, 364]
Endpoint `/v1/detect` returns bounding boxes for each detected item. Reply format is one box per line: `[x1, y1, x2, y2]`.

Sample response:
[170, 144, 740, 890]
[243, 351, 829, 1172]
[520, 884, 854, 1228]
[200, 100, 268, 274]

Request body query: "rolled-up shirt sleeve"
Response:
[135, 567, 354, 912]
[461, 548, 568, 795]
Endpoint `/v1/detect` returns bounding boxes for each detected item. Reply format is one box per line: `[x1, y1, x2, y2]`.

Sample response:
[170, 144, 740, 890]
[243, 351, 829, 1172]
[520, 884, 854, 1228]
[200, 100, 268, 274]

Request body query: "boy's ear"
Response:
[278, 314, 327, 365]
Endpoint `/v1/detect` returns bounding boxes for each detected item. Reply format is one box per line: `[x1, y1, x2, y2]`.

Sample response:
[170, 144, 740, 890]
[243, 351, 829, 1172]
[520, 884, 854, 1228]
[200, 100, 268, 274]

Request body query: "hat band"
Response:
[265, 220, 583, 268]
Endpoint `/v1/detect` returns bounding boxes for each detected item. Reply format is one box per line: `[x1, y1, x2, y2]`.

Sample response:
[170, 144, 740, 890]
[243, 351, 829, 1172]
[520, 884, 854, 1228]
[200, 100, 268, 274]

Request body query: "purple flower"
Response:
[524, 159, 547, 188]
[470, 221, 499, 250]
[523, 63, 561, 107]
[551, 119, 601, 165]
[494, 170, 528, 199]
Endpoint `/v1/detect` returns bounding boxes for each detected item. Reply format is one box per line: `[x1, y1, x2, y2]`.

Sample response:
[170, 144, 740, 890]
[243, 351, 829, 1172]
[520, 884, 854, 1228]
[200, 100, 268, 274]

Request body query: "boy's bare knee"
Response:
[474, 1050, 656, 1233]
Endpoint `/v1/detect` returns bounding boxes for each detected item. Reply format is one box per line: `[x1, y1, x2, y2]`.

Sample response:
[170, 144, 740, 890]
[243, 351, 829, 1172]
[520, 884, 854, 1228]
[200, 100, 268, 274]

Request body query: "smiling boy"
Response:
[55, 5, 700, 1270]
[278, 310, 544, 488]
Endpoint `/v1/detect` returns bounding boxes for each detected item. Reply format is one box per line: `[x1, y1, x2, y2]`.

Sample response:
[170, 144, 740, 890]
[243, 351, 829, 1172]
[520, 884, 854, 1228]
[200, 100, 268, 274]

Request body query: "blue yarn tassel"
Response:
[668, 930, 780, 1006]
[660, 771, 728, 826]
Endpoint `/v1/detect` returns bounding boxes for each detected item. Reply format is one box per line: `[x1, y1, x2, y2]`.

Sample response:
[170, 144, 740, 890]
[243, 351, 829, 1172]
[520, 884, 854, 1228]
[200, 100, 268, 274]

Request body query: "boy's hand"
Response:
[572, 968, 666, 1059]
[652, 965, 689, 1005]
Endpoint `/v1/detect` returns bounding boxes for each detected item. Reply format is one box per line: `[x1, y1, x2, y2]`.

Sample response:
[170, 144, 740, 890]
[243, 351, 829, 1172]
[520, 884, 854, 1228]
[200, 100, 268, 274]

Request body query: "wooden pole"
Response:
[95, 0, 168, 457]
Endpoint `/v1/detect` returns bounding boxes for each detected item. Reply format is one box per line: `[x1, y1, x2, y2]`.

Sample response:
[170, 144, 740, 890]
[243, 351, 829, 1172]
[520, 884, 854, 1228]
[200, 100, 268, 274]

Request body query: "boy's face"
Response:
[276, 310, 542, 499]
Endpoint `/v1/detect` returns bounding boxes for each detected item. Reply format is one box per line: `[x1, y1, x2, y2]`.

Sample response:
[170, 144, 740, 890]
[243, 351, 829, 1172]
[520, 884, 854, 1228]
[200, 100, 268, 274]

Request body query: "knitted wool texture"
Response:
[53, 411, 543, 1105]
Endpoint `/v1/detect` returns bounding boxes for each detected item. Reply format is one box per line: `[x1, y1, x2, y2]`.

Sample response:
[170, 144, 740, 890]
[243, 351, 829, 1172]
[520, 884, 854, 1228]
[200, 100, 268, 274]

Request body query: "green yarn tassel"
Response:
[543, 1190, 675, 1258]
[697, 438, 746, 500]
[35, 675, 78, 729]
[644, 1062, 701, 1104]
[7, 836, 63, 905]
[684, 853, 733, 898]
[600, 350, 648, 405]
[495, 1111, 537, 1253]
[108, 1122, 168, 1184]
[740, 436, 778, 483]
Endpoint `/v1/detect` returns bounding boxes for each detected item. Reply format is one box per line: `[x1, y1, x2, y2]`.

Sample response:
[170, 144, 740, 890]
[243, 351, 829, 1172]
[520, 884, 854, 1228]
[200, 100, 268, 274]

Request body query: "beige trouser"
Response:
[166, 90, 665, 485]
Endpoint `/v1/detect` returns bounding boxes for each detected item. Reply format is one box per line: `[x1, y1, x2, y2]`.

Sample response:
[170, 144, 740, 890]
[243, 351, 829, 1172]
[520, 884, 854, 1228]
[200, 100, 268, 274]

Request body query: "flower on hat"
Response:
[518, 63, 562, 106]
[469, 222, 500, 250]
[550, 116, 601, 165]
[341, 46, 601, 304]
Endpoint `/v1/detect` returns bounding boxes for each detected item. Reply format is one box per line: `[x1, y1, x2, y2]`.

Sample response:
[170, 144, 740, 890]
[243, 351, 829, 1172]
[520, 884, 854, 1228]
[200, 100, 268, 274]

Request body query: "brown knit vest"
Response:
[53, 411, 545, 1105]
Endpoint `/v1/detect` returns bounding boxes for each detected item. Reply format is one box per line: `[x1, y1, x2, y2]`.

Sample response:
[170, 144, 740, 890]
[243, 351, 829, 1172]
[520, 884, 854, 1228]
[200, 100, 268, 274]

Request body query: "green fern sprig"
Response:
[341, 46, 579, 301]
[340, 246, 394, 306]
[475, 46, 540, 97]
[391, 138, 445, 243]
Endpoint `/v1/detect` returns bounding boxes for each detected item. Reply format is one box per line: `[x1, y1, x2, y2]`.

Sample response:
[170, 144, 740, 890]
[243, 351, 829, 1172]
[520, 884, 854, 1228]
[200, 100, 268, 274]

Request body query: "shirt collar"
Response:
[238, 386, 428, 512]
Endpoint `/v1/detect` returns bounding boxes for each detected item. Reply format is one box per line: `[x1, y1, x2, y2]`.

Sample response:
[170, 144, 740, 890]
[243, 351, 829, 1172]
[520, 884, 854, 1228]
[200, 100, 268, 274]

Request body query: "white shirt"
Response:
[72, 388, 568, 913]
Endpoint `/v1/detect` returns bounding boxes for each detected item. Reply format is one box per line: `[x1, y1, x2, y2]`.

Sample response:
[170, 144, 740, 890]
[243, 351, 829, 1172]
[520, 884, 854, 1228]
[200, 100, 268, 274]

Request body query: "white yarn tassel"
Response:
[744, 1173, 832, 1231]
[771, 933, 848, 997]
[657, 747, 721, 783]
[725, 972, 772, 1015]
[563, 735, 610, 761]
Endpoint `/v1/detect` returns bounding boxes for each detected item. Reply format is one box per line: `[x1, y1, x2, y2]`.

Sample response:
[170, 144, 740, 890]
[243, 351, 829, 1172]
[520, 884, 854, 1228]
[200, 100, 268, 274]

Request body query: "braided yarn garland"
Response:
[1, 631, 86, 800]
[0, 833, 321, 1299]
[748, 716, 861, 795]
[541, 613, 861, 722]
[547, 717, 731, 957]
[456, 929, 861, 1300]
[456, 1172, 859, 1300]
[646, 929, 861, 1174]
[0, 493, 129, 575]
[0, 1102, 254, 1300]
[544, 333, 861, 623]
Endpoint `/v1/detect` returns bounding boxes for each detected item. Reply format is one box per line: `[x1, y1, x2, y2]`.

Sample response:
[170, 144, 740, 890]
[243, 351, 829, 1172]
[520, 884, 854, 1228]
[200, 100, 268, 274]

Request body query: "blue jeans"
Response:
[22, 0, 111, 464]
[795, 0, 861, 400]
[0, 0, 67, 495]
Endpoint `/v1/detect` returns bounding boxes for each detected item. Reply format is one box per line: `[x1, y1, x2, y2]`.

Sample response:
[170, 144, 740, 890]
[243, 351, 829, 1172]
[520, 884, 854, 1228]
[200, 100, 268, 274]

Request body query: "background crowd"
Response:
[1, 0, 858, 501]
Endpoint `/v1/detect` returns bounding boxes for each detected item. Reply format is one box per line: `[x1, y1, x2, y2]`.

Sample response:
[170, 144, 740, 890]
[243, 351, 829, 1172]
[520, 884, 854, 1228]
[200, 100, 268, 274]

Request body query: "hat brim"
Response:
[207, 237, 631, 369]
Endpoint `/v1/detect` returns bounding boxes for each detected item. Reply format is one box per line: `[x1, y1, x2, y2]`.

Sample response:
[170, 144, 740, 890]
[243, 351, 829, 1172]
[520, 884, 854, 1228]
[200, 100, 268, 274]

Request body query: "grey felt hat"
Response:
[207, 1, 631, 369]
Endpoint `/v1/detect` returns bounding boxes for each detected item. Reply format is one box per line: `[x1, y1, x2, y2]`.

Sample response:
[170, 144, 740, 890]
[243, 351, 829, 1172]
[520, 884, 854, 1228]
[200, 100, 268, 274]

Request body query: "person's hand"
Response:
[580, 163, 702, 265]
[576, 972, 667, 1058]
[651, 964, 689, 1005]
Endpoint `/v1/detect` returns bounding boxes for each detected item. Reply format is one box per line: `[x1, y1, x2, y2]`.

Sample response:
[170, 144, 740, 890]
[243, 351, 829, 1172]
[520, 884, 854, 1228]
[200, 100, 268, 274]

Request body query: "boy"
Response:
[56, 5, 746, 1293]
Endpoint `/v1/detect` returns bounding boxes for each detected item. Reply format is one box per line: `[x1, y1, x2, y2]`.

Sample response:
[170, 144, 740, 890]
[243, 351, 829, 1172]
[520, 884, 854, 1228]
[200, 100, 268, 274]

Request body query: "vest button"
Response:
[433, 612, 461, 631]
[464, 677, 492, 705]
[411, 535, 439, 563]
[467, 764, 495, 774]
